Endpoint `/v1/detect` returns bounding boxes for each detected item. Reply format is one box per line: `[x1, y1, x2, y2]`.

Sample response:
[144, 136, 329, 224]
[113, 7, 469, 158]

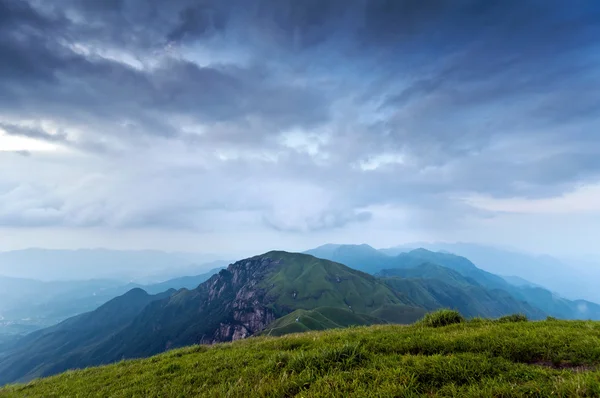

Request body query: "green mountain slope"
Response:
[4, 319, 600, 397]
[260, 251, 410, 314]
[260, 307, 386, 336]
[394, 251, 600, 320]
[378, 262, 479, 288]
[392, 249, 512, 290]
[87, 252, 418, 359]
[308, 244, 600, 320]
[379, 264, 543, 319]
[0, 251, 421, 385]
[0, 269, 222, 337]
[0, 288, 175, 385]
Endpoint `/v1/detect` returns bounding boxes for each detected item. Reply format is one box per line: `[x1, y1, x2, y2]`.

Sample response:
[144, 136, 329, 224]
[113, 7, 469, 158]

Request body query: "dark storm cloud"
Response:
[0, 123, 68, 144]
[1, 0, 600, 231]
[0, 0, 331, 145]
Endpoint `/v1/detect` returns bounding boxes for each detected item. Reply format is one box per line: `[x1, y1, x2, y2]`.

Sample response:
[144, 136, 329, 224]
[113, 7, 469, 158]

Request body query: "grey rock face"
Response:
[198, 256, 281, 343]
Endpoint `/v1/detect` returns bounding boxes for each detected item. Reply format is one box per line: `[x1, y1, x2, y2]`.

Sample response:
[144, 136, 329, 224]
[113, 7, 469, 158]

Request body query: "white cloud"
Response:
[464, 183, 600, 215]
[357, 152, 405, 171]
[0, 134, 59, 152]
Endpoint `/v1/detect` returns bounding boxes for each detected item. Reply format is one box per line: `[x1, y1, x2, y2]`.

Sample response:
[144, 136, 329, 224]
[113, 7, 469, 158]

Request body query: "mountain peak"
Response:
[123, 287, 150, 298]
[408, 248, 434, 255]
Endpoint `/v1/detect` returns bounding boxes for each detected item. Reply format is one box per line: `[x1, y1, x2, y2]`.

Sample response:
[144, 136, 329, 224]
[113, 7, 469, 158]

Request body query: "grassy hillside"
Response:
[308, 245, 600, 320]
[0, 251, 426, 386]
[379, 263, 544, 319]
[4, 317, 600, 397]
[260, 307, 384, 336]
[260, 251, 412, 315]
[378, 262, 479, 287]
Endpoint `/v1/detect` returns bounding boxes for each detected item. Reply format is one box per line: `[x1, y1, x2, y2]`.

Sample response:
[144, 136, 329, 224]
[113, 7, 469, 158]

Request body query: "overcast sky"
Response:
[1, 0, 600, 257]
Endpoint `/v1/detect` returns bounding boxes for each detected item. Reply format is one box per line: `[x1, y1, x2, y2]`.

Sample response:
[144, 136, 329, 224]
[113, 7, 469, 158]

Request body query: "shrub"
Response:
[546, 316, 558, 321]
[417, 309, 465, 328]
[497, 314, 528, 323]
[468, 317, 487, 324]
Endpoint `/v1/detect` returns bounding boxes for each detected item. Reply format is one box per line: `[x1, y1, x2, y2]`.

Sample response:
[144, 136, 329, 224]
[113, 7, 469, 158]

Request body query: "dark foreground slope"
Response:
[3, 318, 600, 397]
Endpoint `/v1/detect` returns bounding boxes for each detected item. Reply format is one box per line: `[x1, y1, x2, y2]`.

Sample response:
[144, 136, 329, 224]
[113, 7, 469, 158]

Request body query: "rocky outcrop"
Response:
[196, 256, 281, 343]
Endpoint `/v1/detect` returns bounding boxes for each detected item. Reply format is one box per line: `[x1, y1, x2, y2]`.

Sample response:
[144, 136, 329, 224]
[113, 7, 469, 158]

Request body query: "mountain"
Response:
[140, 267, 226, 295]
[307, 244, 600, 320]
[391, 249, 515, 292]
[260, 307, 383, 336]
[0, 268, 223, 337]
[0, 276, 122, 311]
[306, 244, 518, 290]
[378, 263, 544, 319]
[0, 288, 175, 385]
[514, 287, 600, 320]
[391, 250, 600, 320]
[0, 251, 424, 385]
[0, 277, 127, 335]
[378, 262, 478, 288]
[304, 244, 391, 274]
[140, 260, 231, 284]
[88, 252, 421, 359]
[502, 275, 544, 288]
[382, 242, 600, 302]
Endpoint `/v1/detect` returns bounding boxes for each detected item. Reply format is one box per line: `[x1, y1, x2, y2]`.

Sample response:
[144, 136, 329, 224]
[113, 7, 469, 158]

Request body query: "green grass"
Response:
[416, 309, 464, 327]
[497, 313, 529, 323]
[261, 251, 411, 316]
[4, 316, 600, 397]
[261, 307, 383, 336]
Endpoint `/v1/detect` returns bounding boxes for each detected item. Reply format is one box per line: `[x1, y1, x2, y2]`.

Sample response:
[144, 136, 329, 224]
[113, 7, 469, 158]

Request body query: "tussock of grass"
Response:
[3, 319, 600, 397]
[497, 313, 528, 323]
[416, 309, 465, 328]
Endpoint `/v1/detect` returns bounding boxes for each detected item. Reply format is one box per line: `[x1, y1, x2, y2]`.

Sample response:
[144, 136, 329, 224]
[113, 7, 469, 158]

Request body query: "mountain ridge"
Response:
[307, 244, 600, 320]
[0, 251, 424, 385]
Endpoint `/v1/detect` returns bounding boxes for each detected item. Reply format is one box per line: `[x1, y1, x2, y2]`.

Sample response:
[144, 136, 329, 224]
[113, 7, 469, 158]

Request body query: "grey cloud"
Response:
[0, 0, 331, 146]
[263, 209, 372, 233]
[0, 123, 69, 144]
[0, 122, 109, 154]
[167, 3, 227, 42]
[1, 0, 600, 236]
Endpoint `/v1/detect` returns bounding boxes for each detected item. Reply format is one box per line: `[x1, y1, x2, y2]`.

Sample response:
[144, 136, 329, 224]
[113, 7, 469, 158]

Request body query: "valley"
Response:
[0, 268, 223, 338]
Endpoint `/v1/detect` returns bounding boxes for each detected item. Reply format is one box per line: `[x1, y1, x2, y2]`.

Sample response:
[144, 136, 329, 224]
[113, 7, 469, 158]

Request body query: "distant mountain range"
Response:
[0, 268, 224, 336]
[0, 248, 227, 281]
[4, 246, 598, 386]
[378, 263, 543, 319]
[305, 244, 600, 320]
[381, 242, 600, 302]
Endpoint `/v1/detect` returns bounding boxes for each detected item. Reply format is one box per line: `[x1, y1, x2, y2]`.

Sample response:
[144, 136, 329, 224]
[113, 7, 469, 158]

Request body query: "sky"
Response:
[1, 0, 600, 258]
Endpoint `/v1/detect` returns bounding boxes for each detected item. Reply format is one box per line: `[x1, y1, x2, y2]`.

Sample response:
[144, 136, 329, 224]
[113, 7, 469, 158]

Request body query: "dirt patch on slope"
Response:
[530, 361, 596, 372]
